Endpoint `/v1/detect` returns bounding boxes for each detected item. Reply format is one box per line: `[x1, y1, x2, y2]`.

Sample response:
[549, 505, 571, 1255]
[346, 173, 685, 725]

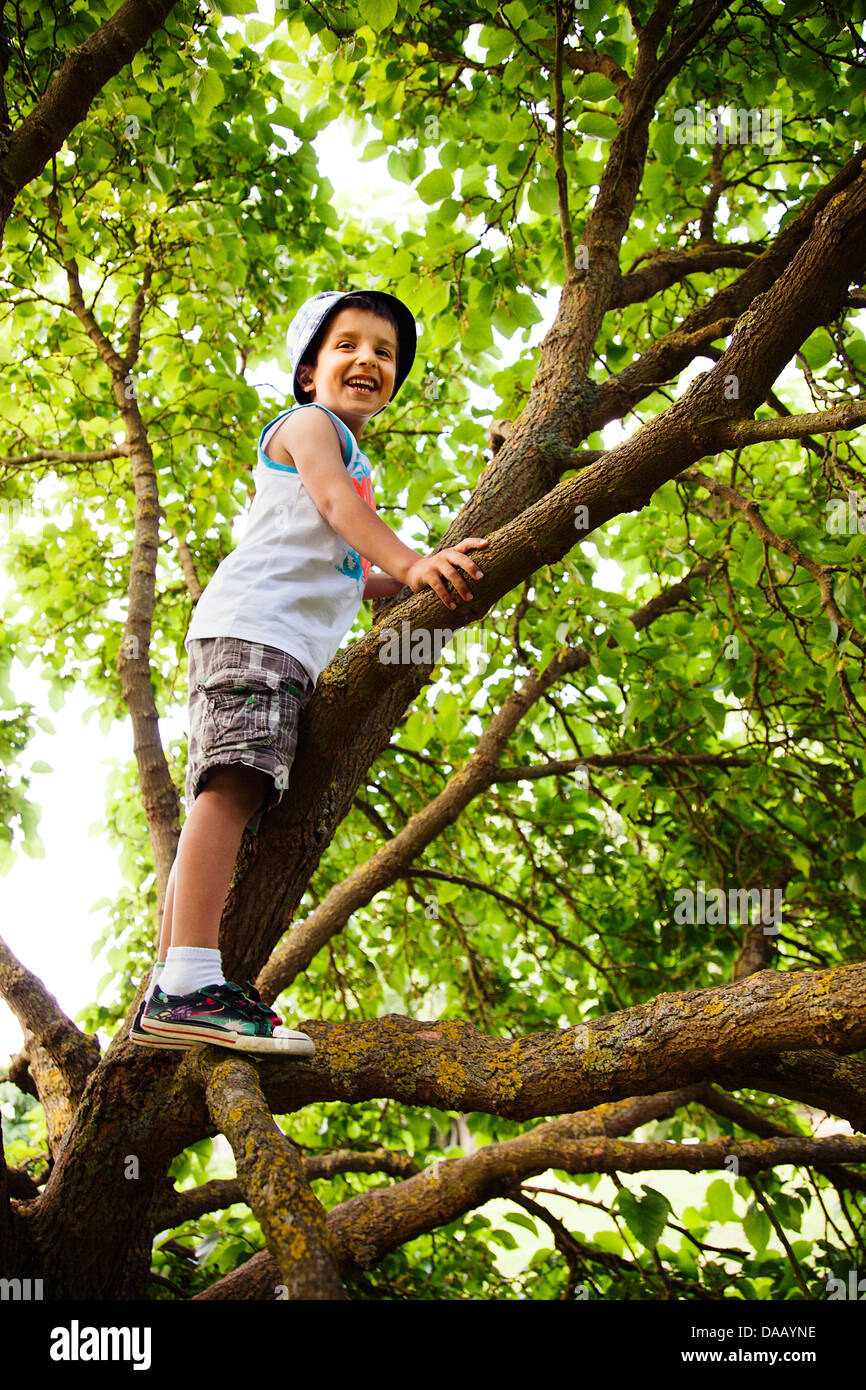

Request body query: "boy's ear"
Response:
[296, 363, 315, 394]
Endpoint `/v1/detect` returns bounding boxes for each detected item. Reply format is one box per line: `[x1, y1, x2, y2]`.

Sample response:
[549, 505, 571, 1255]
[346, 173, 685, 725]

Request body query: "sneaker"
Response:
[129, 997, 192, 1050]
[239, 980, 281, 1023]
[139, 983, 315, 1057]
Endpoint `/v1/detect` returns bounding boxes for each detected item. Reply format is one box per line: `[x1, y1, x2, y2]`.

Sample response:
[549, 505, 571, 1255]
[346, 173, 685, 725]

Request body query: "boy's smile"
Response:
[297, 307, 398, 440]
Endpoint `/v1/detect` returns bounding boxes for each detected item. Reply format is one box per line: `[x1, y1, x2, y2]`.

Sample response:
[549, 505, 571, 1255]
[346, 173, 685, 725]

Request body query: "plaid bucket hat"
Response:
[285, 289, 417, 416]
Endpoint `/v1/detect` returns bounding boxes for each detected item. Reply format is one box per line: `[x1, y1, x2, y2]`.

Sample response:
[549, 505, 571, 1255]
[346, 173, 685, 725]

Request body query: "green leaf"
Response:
[576, 111, 619, 141]
[417, 168, 454, 204]
[489, 1227, 519, 1251]
[743, 1202, 771, 1255]
[616, 1185, 672, 1249]
[358, 0, 399, 31]
[196, 68, 226, 120]
[505, 1211, 539, 1235]
[705, 1179, 735, 1224]
[527, 178, 559, 216]
[800, 329, 833, 372]
[245, 18, 273, 43]
[502, 1, 528, 23]
[578, 72, 618, 102]
[852, 778, 866, 819]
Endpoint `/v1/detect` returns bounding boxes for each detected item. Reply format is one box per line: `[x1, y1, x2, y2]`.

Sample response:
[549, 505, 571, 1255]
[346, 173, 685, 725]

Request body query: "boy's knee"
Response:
[201, 763, 271, 816]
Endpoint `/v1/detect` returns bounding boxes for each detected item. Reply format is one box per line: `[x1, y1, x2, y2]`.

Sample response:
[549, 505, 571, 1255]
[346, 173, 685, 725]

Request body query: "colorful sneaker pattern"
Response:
[129, 997, 192, 1050]
[139, 982, 315, 1056]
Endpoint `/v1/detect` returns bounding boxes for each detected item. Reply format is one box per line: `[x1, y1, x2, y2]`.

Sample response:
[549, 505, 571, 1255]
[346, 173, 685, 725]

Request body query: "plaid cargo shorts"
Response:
[185, 637, 315, 835]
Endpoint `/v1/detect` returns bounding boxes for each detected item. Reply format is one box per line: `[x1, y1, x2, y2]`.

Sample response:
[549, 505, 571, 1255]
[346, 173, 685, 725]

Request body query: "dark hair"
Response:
[298, 293, 401, 378]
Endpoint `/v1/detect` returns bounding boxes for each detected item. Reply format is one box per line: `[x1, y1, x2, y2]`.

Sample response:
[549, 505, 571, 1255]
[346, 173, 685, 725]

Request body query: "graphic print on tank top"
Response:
[340, 465, 376, 585]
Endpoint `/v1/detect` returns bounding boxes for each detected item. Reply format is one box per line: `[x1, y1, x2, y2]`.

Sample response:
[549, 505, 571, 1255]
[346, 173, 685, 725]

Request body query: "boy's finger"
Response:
[436, 580, 457, 610]
[450, 553, 484, 581]
[439, 559, 472, 602]
[428, 566, 458, 608]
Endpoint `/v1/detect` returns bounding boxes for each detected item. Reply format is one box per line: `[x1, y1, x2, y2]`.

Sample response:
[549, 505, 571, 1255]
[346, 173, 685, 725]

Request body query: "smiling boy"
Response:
[133, 289, 487, 1054]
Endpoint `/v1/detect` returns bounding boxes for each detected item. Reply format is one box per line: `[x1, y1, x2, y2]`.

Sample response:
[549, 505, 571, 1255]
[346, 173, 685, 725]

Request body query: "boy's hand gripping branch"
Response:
[269, 408, 488, 610]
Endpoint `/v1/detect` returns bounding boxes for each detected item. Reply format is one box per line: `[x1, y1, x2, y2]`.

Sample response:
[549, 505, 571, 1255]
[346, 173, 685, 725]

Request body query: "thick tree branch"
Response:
[615, 243, 758, 307]
[195, 1075, 866, 1299]
[198, 1052, 345, 1300]
[207, 964, 866, 1127]
[699, 1083, 866, 1199]
[329, 1133, 866, 1272]
[438, 3, 737, 543]
[151, 1147, 419, 1230]
[226, 153, 866, 987]
[0, 934, 100, 1105]
[715, 1050, 866, 1137]
[194, 1086, 704, 1298]
[257, 555, 715, 1002]
[711, 401, 866, 447]
[450, 146, 866, 545]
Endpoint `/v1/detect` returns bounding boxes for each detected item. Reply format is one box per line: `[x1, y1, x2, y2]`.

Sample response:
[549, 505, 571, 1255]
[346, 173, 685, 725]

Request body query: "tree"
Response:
[0, 0, 185, 246]
[1, 0, 866, 1303]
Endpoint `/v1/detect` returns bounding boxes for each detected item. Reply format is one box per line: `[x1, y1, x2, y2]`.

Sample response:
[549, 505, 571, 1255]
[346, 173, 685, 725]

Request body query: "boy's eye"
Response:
[335, 340, 393, 358]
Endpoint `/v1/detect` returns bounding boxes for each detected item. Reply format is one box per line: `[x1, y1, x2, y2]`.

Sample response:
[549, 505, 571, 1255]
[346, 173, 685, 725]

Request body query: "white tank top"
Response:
[184, 403, 376, 683]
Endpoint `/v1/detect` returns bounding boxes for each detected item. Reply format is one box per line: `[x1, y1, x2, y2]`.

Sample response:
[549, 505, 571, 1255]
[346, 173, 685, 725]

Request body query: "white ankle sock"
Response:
[144, 961, 164, 1004]
[160, 947, 225, 998]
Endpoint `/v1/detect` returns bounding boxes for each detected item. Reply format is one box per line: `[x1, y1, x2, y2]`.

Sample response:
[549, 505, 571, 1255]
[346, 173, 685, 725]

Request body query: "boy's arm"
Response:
[363, 572, 405, 599]
[270, 410, 488, 611]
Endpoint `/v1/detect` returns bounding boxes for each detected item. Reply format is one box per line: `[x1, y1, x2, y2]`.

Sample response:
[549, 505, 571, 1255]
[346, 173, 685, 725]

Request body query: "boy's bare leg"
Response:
[168, 764, 271, 952]
[156, 859, 176, 964]
[139, 761, 314, 1054]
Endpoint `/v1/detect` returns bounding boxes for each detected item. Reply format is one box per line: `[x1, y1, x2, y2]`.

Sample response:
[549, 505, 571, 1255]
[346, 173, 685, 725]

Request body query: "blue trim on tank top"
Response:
[258, 402, 355, 472]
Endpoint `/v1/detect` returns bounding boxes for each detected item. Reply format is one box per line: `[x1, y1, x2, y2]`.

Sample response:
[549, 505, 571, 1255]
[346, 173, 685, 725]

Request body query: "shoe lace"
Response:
[222, 981, 282, 1027]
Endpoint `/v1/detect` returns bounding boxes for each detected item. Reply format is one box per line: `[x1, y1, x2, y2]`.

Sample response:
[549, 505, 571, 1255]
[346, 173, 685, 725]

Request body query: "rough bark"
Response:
[444, 111, 866, 549]
[715, 1051, 866, 1134]
[27, 1050, 209, 1300]
[701, 1083, 866, 1198]
[232, 965, 866, 1127]
[151, 1148, 418, 1230]
[0, 935, 101, 1155]
[194, 1081, 866, 1298]
[14, 155, 866, 1300]
[195, 1085, 705, 1298]
[256, 642, 590, 1001]
[199, 1053, 346, 1300]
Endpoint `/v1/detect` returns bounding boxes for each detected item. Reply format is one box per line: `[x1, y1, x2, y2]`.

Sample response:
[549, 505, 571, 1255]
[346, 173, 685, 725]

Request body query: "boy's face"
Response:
[297, 307, 398, 433]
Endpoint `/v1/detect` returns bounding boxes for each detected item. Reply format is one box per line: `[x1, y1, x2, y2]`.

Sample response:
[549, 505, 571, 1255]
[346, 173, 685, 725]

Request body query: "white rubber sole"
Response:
[140, 1020, 315, 1056]
[130, 1028, 191, 1050]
